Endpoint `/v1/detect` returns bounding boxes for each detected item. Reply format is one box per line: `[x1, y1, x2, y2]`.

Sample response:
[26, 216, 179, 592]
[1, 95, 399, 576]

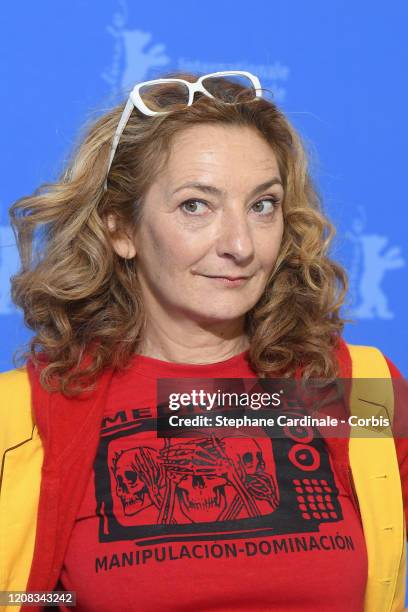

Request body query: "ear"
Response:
[105, 213, 137, 259]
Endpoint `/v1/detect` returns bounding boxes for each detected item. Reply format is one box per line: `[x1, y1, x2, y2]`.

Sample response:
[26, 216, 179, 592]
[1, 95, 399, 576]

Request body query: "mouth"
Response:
[200, 274, 253, 287]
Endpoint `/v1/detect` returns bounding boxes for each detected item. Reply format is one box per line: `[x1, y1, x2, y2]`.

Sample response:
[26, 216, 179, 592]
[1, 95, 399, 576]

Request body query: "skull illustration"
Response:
[222, 437, 279, 510]
[111, 446, 163, 516]
[177, 473, 228, 522]
[159, 435, 279, 523]
[159, 438, 230, 523]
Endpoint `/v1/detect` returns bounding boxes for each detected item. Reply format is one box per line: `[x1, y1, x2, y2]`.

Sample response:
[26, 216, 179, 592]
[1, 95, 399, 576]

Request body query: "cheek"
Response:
[138, 219, 205, 274]
[256, 222, 284, 268]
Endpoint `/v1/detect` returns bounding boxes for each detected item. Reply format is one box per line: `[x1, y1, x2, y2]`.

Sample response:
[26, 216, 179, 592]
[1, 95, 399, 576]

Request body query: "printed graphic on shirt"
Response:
[94, 406, 342, 544]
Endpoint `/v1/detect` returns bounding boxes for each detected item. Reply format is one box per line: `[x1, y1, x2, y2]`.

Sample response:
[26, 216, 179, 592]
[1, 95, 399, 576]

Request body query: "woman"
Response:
[1, 70, 406, 612]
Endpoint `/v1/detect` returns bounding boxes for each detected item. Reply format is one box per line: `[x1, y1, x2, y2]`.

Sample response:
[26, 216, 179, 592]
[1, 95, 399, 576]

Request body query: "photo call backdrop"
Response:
[1, 1, 407, 373]
[1, 0, 408, 602]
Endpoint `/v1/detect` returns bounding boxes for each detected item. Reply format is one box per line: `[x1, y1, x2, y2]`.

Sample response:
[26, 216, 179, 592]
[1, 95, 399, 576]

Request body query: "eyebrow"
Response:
[171, 177, 283, 198]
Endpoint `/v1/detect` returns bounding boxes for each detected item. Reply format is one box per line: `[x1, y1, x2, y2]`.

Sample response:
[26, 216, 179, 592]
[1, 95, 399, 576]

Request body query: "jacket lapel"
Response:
[24, 361, 115, 593]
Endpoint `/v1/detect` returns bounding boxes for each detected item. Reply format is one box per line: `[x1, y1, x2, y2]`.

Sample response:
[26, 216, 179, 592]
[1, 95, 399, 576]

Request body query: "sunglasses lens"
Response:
[201, 74, 258, 103]
[139, 81, 190, 112]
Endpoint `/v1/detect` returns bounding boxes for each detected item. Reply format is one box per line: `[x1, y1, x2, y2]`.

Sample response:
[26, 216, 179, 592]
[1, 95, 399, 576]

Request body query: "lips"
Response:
[203, 275, 251, 280]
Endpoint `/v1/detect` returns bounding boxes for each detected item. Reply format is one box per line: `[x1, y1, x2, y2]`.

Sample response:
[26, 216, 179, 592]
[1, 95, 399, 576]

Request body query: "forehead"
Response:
[160, 124, 281, 188]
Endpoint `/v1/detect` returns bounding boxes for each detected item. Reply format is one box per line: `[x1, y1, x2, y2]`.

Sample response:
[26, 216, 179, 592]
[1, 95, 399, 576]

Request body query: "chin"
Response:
[187, 305, 251, 324]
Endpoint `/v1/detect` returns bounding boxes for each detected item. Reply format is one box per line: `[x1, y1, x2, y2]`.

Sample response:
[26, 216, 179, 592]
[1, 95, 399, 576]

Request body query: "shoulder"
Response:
[0, 365, 31, 401]
[341, 339, 403, 378]
[0, 365, 30, 386]
[0, 366, 34, 451]
[342, 342, 405, 438]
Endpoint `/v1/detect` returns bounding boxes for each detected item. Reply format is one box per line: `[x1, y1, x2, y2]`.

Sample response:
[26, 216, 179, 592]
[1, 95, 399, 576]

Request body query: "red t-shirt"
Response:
[58, 349, 404, 611]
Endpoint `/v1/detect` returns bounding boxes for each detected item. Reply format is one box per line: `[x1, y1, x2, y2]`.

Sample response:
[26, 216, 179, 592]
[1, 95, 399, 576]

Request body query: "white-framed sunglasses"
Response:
[104, 70, 263, 191]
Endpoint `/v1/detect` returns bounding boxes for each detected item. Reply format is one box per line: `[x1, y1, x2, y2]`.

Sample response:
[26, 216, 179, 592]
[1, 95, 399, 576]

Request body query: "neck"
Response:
[137, 314, 249, 364]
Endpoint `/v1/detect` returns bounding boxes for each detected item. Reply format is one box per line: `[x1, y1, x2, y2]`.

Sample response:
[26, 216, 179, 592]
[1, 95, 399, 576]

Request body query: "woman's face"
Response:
[112, 124, 285, 326]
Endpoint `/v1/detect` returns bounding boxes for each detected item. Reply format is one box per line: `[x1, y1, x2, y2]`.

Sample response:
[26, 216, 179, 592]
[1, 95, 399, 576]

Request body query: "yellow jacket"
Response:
[0, 344, 406, 611]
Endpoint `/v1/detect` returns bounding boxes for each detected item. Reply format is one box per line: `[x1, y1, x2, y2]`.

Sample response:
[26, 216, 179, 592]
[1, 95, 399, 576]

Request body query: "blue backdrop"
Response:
[1, 1, 406, 373]
[1, 0, 408, 602]
[0, 0, 408, 374]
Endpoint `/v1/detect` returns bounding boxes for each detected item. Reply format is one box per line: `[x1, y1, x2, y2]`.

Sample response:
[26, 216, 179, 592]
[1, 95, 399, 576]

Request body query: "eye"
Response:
[180, 199, 209, 215]
[251, 197, 281, 215]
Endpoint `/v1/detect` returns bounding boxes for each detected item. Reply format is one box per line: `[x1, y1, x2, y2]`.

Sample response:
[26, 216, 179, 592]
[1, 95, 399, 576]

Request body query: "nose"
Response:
[215, 207, 255, 264]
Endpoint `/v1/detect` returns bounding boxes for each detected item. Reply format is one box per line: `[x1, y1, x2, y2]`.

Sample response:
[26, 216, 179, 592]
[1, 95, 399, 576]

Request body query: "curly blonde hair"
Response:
[9, 71, 351, 396]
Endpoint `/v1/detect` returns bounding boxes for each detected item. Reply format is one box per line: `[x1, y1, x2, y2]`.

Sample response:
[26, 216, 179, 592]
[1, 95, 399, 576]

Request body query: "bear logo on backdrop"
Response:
[0, 225, 20, 315]
[346, 205, 405, 320]
[102, 0, 171, 98]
